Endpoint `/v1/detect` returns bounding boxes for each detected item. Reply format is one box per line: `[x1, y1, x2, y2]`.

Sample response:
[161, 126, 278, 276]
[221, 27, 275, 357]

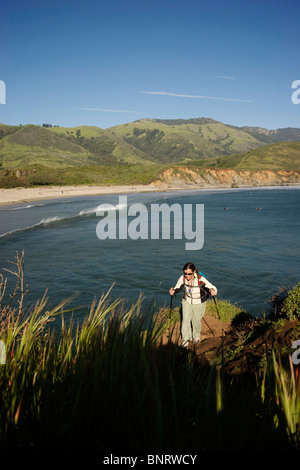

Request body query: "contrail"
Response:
[139, 91, 250, 103]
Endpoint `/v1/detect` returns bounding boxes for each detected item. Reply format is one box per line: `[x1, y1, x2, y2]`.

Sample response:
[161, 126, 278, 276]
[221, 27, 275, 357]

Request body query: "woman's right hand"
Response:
[169, 287, 175, 296]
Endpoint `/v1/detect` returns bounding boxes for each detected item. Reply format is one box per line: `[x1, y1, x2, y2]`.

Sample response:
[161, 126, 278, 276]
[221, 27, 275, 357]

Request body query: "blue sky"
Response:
[1, 0, 300, 130]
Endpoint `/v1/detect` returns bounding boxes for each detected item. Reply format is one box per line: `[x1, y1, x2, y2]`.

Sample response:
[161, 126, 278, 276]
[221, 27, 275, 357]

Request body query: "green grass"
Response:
[49, 125, 152, 164]
[0, 163, 168, 188]
[109, 118, 264, 162]
[1, 121, 300, 171]
[0, 159, 299, 189]
[0, 253, 299, 450]
[158, 298, 248, 332]
[215, 141, 300, 171]
[0, 125, 95, 168]
[0, 124, 151, 169]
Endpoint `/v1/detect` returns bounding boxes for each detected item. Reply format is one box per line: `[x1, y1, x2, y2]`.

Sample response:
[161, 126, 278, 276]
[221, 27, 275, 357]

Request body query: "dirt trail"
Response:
[159, 314, 300, 374]
[159, 315, 231, 362]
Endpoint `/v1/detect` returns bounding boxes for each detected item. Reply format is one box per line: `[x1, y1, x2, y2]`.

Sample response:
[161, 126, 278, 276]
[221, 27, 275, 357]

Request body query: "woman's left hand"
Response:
[210, 289, 217, 296]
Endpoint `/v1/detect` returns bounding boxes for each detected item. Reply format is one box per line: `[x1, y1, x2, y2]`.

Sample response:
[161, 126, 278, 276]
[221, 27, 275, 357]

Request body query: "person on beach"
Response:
[169, 262, 217, 348]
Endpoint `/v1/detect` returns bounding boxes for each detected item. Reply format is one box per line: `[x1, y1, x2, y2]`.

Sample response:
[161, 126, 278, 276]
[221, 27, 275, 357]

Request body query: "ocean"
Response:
[0, 186, 299, 320]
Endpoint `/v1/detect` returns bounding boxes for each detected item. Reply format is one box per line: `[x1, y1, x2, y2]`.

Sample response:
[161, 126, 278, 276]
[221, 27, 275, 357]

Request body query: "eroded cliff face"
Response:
[153, 168, 300, 189]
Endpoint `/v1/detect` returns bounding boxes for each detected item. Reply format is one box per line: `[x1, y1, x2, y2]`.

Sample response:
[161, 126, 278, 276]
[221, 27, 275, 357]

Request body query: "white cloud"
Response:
[139, 91, 250, 103]
[77, 107, 144, 114]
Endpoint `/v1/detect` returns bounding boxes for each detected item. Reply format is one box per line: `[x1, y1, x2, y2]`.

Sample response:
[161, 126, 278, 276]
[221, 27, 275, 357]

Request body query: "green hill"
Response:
[237, 125, 300, 144]
[0, 118, 300, 170]
[0, 125, 95, 168]
[0, 124, 150, 169]
[108, 118, 264, 163]
[48, 125, 151, 164]
[212, 141, 300, 171]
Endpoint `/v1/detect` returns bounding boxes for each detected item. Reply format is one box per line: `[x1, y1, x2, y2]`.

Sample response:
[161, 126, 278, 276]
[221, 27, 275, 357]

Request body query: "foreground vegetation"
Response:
[0, 254, 299, 450]
[0, 163, 167, 188]
[1, 162, 299, 190]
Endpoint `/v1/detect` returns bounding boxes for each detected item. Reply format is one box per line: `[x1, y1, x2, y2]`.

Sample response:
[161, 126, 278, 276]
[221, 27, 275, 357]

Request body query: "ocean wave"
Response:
[78, 206, 99, 216]
[0, 198, 85, 212]
[0, 216, 68, 238]
[0, 202, 126, 239]
[0, 203, 47, 211]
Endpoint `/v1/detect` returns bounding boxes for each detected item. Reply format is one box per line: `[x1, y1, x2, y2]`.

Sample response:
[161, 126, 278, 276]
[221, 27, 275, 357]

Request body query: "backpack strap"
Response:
[196, 271, 211, 302]
[196, 271, 205, 285]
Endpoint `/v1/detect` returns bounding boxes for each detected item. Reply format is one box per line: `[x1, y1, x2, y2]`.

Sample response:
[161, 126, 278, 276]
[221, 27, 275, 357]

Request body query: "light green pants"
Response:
[181, 299, 206, 341]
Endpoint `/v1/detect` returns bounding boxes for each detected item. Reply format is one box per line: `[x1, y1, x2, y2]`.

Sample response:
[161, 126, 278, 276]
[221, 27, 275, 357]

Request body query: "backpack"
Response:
[183, 271, 211, 302]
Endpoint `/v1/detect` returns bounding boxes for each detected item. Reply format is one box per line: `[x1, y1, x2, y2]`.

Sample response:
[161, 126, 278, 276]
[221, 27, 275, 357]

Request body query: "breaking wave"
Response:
[0, 199, 83, 212]
[0, 202, 126, 239]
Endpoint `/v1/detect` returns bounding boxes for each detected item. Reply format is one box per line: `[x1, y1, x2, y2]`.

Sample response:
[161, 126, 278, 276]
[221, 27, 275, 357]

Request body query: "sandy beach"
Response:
[0, 183, 168, 206]
[0, 181, 299, 206]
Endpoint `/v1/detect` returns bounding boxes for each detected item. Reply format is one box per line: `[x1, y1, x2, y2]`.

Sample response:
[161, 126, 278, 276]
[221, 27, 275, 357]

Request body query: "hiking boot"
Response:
[193, 338, 200, 344]
[181, 340, 189, 349]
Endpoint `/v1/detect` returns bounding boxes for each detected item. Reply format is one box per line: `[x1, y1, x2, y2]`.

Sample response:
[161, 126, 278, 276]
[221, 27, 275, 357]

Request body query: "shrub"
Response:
[270, 283, 300, 320]
[281, 283, 300, 320]
[0, 254, 299, 450]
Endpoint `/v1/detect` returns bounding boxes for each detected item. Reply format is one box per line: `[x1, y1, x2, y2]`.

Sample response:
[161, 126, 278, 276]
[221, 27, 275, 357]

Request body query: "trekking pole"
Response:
[213, 296, 221, 321]
[202, 316, 215, 337]
[213, 295, 224, 369]
[166, 294, 173, 338]
[166, 285, 184, 339]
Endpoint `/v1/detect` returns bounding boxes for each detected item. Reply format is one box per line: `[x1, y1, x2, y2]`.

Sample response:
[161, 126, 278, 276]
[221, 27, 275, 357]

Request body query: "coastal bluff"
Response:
[0, 167, 299, 206]
[152, 167, 300, 189]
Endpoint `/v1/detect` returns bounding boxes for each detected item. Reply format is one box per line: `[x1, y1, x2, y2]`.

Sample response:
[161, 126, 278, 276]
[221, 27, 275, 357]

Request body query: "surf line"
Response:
[95, 196, 204, 251]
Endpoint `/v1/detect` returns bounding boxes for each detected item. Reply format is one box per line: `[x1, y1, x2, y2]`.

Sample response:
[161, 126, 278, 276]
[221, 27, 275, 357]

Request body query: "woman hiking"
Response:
[169, 262, 217, 348]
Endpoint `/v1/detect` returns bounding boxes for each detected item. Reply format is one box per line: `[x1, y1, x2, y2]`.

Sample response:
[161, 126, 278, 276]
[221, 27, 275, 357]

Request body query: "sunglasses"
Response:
[184, 272, 194, 276]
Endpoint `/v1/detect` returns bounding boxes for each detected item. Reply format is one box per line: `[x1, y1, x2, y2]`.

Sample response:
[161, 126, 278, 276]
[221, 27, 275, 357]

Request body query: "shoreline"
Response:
[0, 182, 299, 207]
[0, 184, 161, 206]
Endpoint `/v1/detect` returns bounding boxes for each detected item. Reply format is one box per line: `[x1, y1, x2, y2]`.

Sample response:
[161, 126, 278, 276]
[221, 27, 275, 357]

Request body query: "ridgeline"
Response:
[0, 118, 299, 188]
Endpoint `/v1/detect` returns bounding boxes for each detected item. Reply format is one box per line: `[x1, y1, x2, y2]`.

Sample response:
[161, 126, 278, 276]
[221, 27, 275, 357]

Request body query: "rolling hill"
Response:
[0, 124, 152, 168]
[0, 118, 299, 170]
[107, 118, 265, 162]
[0, 125, 95, 168]
[47, 125, 150, 164]
[212, 141, 300, 171]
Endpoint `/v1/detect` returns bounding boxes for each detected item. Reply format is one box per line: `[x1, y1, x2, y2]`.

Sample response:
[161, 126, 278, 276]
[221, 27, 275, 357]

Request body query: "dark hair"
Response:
[183, 262, 196, 272]
[183, 262, 201, 281]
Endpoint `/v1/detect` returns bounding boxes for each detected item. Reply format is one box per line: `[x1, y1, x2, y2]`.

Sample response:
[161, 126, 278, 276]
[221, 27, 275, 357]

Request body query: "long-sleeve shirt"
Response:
[173, 273, 217, 305]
